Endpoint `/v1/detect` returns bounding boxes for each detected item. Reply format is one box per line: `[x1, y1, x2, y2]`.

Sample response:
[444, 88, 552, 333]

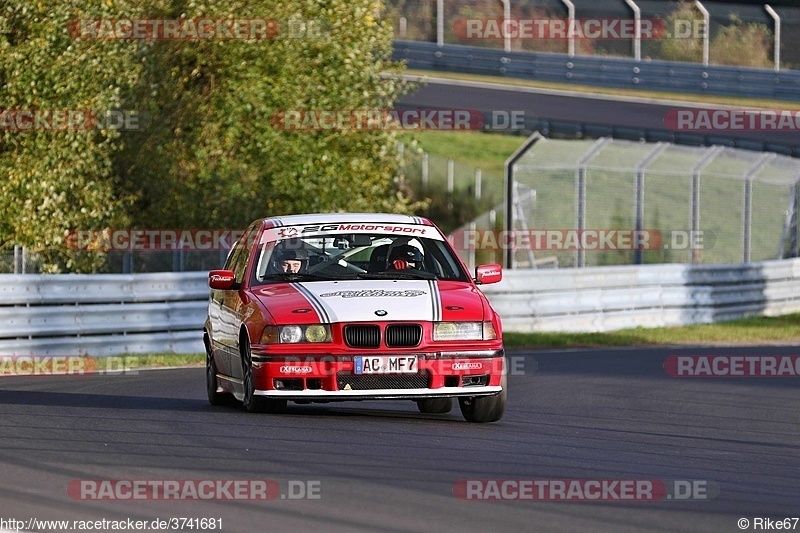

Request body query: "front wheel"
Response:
[416, 397, 454, 414]
[459, 374, 506, 423]
[241, 335, 287, 414]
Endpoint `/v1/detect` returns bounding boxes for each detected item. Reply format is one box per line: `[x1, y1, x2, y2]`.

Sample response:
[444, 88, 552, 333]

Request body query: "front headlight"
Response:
[433, 321, 497, 341]
[261, 325, 332, 344]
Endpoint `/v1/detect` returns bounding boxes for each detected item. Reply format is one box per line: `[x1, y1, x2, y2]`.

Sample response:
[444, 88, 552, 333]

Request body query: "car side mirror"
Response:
[475, 264, 502, 285]
[209, 270, 239, 290]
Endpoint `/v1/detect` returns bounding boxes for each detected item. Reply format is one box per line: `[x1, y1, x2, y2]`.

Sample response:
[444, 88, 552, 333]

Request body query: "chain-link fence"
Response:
[453, 137, 800, 270]
[401, 145, 504, 234]
[385, 0, 799, 68]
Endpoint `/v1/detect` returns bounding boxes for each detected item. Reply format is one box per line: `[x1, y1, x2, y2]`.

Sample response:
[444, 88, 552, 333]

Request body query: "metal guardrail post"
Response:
[743, 153, 776, 263]
[560, 0, 575, 57]
[504, 132, 543, 269]
[690, 146, 724, 264]
[765, 5, 781, 72]
[575, 138, 611, 268]
[623, 0, 642, 61]
[695, 1, 710, 66]
[634, 143, 668, 265]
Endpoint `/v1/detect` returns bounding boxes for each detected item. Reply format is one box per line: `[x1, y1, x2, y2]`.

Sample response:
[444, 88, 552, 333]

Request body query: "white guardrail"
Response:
[0, 272, 209, 356]
[483, 258, 800, 333]
[1, 258, 799, 356]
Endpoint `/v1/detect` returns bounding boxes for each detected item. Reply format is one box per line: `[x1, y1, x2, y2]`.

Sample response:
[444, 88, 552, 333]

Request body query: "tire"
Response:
[241, 335, 287, 414]
[416, 397, 454, 414]
[206, 340, 234, 406]
[459, 373, 507, 423]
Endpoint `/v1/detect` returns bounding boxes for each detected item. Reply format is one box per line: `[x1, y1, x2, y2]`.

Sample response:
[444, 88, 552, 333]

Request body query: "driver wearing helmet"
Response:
[275, 248, 308, 274]
[387, 244, 424, 271]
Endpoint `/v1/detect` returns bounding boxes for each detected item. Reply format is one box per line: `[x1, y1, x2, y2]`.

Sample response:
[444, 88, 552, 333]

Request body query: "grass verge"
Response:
[107, 353, 204, 369]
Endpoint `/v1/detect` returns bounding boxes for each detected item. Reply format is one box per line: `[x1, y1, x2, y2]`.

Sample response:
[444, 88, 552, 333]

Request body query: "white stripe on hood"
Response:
[295, 280, 438, 322]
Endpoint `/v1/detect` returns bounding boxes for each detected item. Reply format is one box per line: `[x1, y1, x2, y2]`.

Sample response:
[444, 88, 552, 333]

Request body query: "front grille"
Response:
[385, 324, 422, 347]
[344, 325, 381, 348]
[337, 372, 431, 391]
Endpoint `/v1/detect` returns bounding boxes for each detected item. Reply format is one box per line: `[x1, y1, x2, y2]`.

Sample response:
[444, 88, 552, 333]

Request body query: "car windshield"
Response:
[253, 231, 469, 284]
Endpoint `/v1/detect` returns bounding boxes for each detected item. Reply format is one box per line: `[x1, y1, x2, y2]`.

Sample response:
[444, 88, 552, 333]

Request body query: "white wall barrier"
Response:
[482, 259, 800, 332]
[1, 258, 799, 356]
[0, 272, 209, 356]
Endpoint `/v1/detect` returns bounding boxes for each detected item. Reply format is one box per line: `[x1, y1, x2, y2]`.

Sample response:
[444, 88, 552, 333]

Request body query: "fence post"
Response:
[504, 132, 543, 269]
[447, 159, 455, 213]
[436, 0, 444, 47]
[397, 142, 405, 184]
[690, 146, 723, 264]
[695, 1, 710, 66]
[765, 5, 781, 72]
[475, 168, 482, 201]
[743, 153, 776, 263]
[468, 220, 477, 271]
[634, 143, 668, 265]
[623, 0, 642, 61]
[422, 152, 429, 191]
[561, 0, 575, 57]
[576, 138, 611, 267]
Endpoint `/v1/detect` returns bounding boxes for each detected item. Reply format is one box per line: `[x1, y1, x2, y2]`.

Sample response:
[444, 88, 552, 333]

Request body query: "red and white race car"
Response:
[204, 213, 506, 422]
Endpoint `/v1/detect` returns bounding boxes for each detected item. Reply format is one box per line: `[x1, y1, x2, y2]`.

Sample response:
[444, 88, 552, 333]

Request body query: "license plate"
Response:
[354, 356, 417, 374]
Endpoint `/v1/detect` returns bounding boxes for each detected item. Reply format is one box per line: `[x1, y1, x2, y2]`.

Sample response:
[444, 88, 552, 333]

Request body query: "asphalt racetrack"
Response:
[399, 77, 800, 148]
[1, 346, 798, 533]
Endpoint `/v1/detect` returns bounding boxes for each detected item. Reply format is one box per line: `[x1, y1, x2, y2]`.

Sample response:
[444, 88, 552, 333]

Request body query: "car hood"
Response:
[252, 279, 485, 324]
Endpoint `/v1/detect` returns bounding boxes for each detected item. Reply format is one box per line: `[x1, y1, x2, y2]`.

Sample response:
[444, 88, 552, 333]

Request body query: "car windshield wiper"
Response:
[357, 270, 436, 280]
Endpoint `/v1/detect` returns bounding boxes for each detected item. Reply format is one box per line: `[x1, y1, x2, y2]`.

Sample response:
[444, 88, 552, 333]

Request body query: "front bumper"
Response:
[254, 386, 503, 401]
[249, 349, 505, 401]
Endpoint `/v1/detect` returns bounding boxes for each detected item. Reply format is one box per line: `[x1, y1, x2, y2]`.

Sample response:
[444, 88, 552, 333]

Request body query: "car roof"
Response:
[259, 213, 434, 228]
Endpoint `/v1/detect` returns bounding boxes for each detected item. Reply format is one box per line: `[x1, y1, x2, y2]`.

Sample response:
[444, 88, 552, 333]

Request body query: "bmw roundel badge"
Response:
[374, 309, 388, 317]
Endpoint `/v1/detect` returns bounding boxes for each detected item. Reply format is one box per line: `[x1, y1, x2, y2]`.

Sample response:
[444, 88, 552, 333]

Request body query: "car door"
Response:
[217, 223, 259, 381]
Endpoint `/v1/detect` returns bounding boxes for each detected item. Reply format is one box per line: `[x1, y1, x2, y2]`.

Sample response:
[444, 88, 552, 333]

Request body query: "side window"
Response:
[227, 225, 258, 283]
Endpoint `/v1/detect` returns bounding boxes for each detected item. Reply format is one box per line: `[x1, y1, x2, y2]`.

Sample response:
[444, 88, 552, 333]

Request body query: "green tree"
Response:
[118, 0, 415, 230]
[0, 0, 143, 271]
[710, 16, 772, 68]
[658, 0, 703, 63]
[1, 0, 416, 272]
